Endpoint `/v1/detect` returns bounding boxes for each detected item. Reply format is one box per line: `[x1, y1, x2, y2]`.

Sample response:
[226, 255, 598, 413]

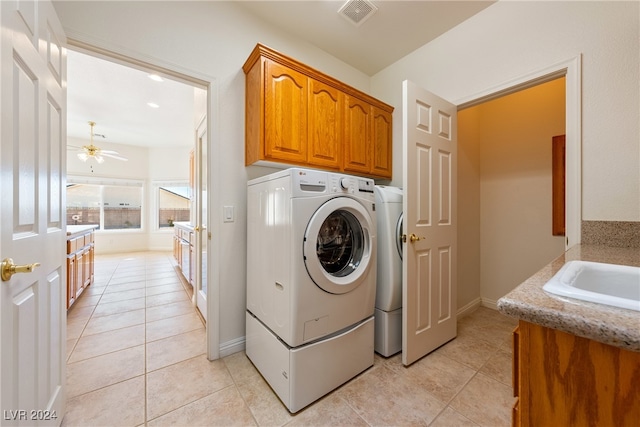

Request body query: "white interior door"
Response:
[402, 80, 457, 366]
[1, 0, 67, 424]
[195, 118, 207, 321]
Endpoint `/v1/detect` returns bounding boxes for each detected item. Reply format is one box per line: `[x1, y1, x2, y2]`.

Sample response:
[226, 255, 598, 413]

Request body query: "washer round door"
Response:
[304, 197, 374, 294]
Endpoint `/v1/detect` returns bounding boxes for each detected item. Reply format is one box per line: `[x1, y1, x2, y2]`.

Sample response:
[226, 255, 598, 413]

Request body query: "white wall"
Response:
[53, 0, 373, 349]
[372, 0, 640, 222]
[67, 138, 191, 253]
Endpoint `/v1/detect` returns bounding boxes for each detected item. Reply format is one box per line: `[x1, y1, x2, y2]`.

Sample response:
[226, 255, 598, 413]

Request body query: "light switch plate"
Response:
[223, 206, 234, 223]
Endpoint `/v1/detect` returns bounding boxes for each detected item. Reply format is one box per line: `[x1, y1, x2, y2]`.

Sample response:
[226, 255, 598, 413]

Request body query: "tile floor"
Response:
[64, 251, 518, 426]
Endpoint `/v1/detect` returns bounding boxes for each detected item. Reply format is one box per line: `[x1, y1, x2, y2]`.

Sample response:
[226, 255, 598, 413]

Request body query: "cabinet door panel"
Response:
[308, 79, 341, 169]
[372, 107, 392, 177]
[264, 60, 308, 163]
[343, 96, 371, 174]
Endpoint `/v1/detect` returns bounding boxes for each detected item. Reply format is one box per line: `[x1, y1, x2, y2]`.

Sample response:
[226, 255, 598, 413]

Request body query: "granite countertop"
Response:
[497, 244, 640, 352]
[66, 224, 99, 236]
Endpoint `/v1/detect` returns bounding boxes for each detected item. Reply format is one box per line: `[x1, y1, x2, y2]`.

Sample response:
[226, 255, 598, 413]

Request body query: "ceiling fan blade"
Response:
[67, 144, 83, 150]
[101, 152, 128, 161]
[100, 149, 121, 155]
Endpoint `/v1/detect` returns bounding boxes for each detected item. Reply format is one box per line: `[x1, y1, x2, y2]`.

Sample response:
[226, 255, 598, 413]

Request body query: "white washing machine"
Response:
[246, 168, 377, 413]
[373, 185, 403, 357]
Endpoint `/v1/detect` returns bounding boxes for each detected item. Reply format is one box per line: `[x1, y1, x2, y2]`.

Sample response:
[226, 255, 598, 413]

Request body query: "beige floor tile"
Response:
[146, 290, 189, 308]
[337, 364, 445, 426]
[399, 351, 477, 403]
[146, 328, 206, 372]
[479, 348, 513, 387]
[286, 394, 368, 426]
[145, 276, 183, 288]
[146, 355, 234, 420]
[102, 280, 146, 294]
[147, 386, 256, 426]
[430, 407, 480, 427]
[449, 373, 514, 427]
[98, 287, 146, 304]
[223, 351, 263, 385]
[69, 324, 145, 363]
[145, 299, 194, 322]
[82, 308, 146, 337]
[66, 305, 95, 324]
[236, 375, 294, 427]
[72, 294, 101, 308]
[435, 332, 499, 370]
[146, 312, 204, 342]
[145, 282, 185, 296]
[67, 345, 145, 398]
[66, 318, 88, 340]
[81, 284, 106, 296]
[92, 297, 146, 318]
[62, 376, 145, 427]
[66, 338, 78, 361]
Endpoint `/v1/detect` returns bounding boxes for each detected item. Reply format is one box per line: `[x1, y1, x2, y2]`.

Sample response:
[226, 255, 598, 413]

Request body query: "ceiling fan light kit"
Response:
[75, 121, 128, 163]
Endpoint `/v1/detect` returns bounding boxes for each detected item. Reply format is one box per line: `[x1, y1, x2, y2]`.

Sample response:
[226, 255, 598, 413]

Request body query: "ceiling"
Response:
[66, 0, 495, 151]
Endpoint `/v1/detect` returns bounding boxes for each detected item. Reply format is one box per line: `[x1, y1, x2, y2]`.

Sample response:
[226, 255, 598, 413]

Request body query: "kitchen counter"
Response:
[67, 224, 99, 237]
[497, 244, 640, 352]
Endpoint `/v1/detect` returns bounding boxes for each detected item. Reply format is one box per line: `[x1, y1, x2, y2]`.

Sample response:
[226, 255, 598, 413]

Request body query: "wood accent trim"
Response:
[242, 43, 394, 113]
[519, 321, 640, 427]
[552, 134, 566, 236]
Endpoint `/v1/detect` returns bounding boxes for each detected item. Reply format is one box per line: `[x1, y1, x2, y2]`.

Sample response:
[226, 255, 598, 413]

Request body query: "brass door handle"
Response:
[409, 233, 425, 243]
[1, 258, 41, 281]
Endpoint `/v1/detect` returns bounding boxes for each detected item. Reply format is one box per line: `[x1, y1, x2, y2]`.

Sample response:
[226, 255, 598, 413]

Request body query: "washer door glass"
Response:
[304, 197, 374, 294]
[396, 212, 404, 260]
[317, 210, 364, 277]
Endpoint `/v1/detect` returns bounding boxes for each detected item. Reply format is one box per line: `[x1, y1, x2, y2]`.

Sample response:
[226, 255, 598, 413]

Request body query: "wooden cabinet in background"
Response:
[513, 320, 640, 427]
[243, 43, 394, 179]
[66, 226, 97, 309]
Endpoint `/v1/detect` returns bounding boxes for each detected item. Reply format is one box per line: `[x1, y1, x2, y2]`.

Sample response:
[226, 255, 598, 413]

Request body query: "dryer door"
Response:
[304, 197, 374, 294]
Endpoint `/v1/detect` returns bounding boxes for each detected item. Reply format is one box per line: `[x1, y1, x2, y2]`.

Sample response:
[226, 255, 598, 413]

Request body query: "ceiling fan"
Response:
[70, 121, 128, 163]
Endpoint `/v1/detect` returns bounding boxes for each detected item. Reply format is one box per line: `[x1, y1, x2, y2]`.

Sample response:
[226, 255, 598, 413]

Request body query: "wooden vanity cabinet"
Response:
[513, 320, 640, 427]
[66, 227, 96, 309]
[243, 43, 393, 178]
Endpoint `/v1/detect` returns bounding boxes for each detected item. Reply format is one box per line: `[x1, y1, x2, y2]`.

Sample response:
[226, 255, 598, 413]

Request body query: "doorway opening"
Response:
[65, 40, 217, 358]
[458, 77, 566, 309]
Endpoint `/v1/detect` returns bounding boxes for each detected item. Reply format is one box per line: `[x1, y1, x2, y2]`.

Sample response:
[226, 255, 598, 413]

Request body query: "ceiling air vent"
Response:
[338, 0, 378, 27]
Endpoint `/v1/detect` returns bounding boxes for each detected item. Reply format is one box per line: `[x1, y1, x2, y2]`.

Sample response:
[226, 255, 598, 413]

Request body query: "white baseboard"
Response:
[219, 336, 246, 358]
[456, 298, 481, 319]
[480, 298, 500, 311]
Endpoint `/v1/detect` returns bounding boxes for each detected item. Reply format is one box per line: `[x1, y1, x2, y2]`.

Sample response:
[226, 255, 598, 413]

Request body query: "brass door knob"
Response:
[1, 258, 41, 281]
[409, 233, 425, 243]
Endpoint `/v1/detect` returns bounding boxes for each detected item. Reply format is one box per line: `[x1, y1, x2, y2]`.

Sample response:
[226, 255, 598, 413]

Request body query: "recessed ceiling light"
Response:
[147, 102, 160, 108]
[148, 74, 163, 82]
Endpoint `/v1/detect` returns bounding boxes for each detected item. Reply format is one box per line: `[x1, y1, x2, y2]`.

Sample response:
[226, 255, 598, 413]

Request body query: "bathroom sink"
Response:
[543, 260, 640, 312]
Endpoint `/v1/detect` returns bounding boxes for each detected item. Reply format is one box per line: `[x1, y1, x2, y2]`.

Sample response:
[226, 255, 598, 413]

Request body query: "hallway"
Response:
[64, 251, 517, 426]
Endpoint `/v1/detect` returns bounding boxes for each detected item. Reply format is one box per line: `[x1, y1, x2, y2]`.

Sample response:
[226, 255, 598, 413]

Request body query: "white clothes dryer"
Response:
[373, 185, 403, 357]
[246, 168, 377, 412]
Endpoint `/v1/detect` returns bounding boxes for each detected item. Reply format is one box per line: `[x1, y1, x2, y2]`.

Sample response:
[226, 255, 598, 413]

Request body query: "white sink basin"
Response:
[543, 261, 640, 312]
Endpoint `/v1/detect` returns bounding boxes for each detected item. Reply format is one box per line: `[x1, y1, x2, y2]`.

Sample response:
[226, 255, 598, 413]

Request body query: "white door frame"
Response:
[455, 55, 582, 248]
[65, 38, 221, 360]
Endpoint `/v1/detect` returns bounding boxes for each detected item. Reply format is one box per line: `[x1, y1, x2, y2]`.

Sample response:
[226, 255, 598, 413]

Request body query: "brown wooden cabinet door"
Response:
[308, 79, 341, 169]
[67, 255, 76, 309]
[264, 60, 308, 163]
[343, 96, 371, 174]
[371, 106, 392, 177]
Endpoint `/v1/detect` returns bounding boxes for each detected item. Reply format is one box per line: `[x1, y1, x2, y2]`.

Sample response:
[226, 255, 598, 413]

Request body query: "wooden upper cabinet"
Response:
[264, 60, 308, 163]
[371, 106, 393, 177]
[308, 79, 341, 169]
[243, 43, 394, 178]
[343, 96, 371, 174]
